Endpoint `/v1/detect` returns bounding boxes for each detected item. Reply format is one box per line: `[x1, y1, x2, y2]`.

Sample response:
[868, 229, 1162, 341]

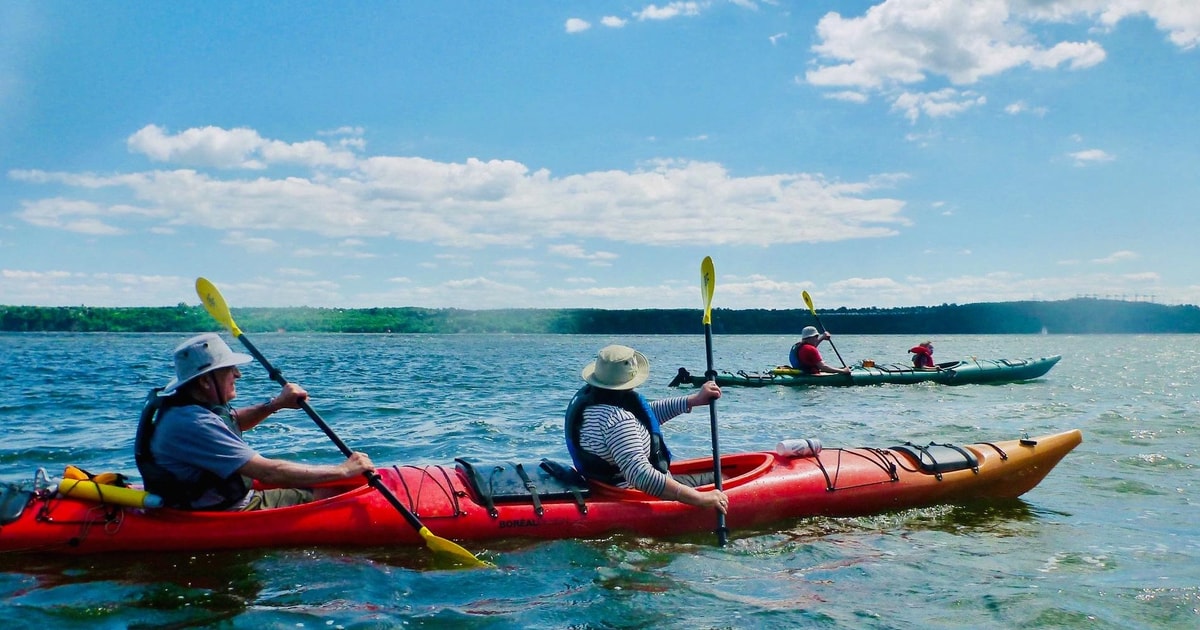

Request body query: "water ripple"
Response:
[1, 332, 1197, 628]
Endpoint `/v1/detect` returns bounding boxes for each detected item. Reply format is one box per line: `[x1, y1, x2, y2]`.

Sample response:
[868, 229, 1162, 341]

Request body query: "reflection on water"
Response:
[1, 551, 260, 628]
[0, 332, 1197, 628]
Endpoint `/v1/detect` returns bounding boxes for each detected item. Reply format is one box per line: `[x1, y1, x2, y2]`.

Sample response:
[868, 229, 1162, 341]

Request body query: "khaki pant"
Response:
[240, 488, 314, 511]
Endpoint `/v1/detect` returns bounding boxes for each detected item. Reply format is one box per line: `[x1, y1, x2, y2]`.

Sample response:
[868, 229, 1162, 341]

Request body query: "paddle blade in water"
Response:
[421, 527, 493, 568]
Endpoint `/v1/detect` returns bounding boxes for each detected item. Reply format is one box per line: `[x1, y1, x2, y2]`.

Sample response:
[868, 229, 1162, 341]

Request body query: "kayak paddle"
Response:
[700, 257, 728, 546]
[801, 290, 847, 369]
[195, 277, 491, 568]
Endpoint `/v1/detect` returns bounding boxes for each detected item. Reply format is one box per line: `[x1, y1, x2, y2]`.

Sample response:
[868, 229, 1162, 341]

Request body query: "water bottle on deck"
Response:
[776, 438, 822, 458]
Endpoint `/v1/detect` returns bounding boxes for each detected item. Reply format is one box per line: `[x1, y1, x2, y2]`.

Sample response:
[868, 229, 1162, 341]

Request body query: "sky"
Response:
[2, 1, 1198, 311]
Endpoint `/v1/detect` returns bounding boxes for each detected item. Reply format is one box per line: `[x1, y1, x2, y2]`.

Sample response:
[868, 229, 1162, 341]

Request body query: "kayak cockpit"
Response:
[588, 451, 775, 500]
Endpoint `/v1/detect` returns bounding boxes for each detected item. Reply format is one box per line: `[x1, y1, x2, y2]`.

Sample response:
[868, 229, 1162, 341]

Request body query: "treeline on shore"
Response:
[3, 298, 1199, 335]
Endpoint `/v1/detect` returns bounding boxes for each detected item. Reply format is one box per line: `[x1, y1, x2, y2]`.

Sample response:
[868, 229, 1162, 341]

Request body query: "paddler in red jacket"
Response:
[789, 326, 851, 375]
[909, 341, 935, 369]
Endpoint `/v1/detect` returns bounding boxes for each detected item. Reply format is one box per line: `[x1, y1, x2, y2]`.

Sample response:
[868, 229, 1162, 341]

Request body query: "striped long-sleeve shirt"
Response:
[577, 395, 691, 497]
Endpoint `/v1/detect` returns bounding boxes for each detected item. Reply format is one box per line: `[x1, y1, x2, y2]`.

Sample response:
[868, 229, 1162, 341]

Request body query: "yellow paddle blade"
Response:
[802, 290, 816, 316]
[701, 256, 715, 325]
[195, 277, 243, 338]
[195, 277, 491, 569]
[419, 526, 493, 568]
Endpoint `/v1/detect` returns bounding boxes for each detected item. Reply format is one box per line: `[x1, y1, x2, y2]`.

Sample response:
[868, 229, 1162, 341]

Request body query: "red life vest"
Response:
[909, 345, 934, 368]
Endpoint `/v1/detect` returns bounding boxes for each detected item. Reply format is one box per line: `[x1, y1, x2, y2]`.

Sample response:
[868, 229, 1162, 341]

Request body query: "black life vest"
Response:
[564, 385, 672, 485]
[134, 388, 251, 510]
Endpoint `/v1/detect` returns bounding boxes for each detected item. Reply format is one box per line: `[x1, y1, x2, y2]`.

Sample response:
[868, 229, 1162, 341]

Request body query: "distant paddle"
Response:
[802, 290, 847, 369]
[195, 277, 491, 569]
[700, 257, 728, 547]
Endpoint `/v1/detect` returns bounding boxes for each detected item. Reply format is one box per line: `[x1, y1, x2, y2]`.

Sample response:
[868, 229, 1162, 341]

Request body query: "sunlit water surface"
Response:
[1, 332, 1196, 628]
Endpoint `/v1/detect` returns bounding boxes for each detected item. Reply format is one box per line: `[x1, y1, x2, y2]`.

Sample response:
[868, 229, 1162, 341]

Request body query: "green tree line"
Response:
[2, 298, 1199, 335]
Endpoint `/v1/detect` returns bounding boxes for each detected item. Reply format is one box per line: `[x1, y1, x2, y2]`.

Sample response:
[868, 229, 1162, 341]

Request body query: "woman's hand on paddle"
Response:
[700, 489, 730, 514]
[687, 381, 722, 410]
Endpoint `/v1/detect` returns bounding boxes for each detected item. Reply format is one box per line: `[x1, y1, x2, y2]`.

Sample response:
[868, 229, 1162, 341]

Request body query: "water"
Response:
[1, 332, 1197, 628]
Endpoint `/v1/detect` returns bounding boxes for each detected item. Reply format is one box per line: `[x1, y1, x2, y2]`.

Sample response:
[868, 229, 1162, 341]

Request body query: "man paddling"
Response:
[135, 333, 374, 510]
[789, 326, 851, 375]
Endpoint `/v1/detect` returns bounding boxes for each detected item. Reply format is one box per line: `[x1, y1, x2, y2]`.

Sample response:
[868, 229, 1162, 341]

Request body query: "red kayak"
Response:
[0, 429, 1081, 555]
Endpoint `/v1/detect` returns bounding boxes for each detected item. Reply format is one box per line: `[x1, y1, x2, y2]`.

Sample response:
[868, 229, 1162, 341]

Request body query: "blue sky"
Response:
[2, 1, 1198, 310]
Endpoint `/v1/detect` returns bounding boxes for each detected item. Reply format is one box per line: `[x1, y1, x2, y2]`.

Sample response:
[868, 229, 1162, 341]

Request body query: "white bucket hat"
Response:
[581, 344, 650, 391]
[801, 326, 820, 339]
[160, 333, 253, 396]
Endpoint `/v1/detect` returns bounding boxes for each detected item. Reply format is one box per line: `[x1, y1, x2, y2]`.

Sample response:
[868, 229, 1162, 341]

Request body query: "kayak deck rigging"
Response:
[0, 430, 1082, 555]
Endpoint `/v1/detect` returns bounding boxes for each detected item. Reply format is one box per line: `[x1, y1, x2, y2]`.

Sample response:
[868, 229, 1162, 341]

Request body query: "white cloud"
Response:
[0, 270, 192, 306]
[1091, 250, 1137, 264]
[12, 125, 913, 249]
[636, 2, 703, 21]
[317, 126, 365, 137]
[769, 32, 787, 45]
[497, 257, 538, 268]
[222, 231, 278, 254]
[2, 269, 75, 281]
[1068, 148, 1115, 166]
[824, 90, 869, 103]
[548, 244, 619, 262]
[292, 243, 377, 259]
[1005, 100, 1047, 116]
[543, 282, 692, 306]
[126, 124, 359, 169]
[601, 16, 628, 28]
[4, 264, 1196, 309]
[1020, 0, 1200, 50]
[565, 18, 591, 33]
[891, 89, 987, 123]
[437, 276, 530, 306]
[803, 0, 1158, 120]
[14, 198, 165, 235]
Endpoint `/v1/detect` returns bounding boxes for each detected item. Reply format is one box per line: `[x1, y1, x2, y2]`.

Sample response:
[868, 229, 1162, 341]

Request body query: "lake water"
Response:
[0, 332, 1196, 628]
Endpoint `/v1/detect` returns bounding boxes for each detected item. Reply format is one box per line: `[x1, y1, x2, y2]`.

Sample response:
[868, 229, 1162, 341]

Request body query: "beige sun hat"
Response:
[160, 333, 253, 396]
[801, 326, 820, 339]
[581, 344, 650, 391]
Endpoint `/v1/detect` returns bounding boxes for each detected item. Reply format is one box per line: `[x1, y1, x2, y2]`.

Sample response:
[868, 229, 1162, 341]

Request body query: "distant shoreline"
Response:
[3, 298, 1199, 334]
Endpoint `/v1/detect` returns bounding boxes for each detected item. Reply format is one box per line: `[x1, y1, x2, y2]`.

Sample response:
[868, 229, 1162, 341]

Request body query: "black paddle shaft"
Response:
[233, 333, 426, 532]
[808, 312, 847, 368]
[704, 323, 729, 547]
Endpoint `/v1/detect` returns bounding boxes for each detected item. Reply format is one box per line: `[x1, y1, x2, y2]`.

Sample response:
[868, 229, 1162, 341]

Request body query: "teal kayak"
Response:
[669, 355, 1062, 388]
